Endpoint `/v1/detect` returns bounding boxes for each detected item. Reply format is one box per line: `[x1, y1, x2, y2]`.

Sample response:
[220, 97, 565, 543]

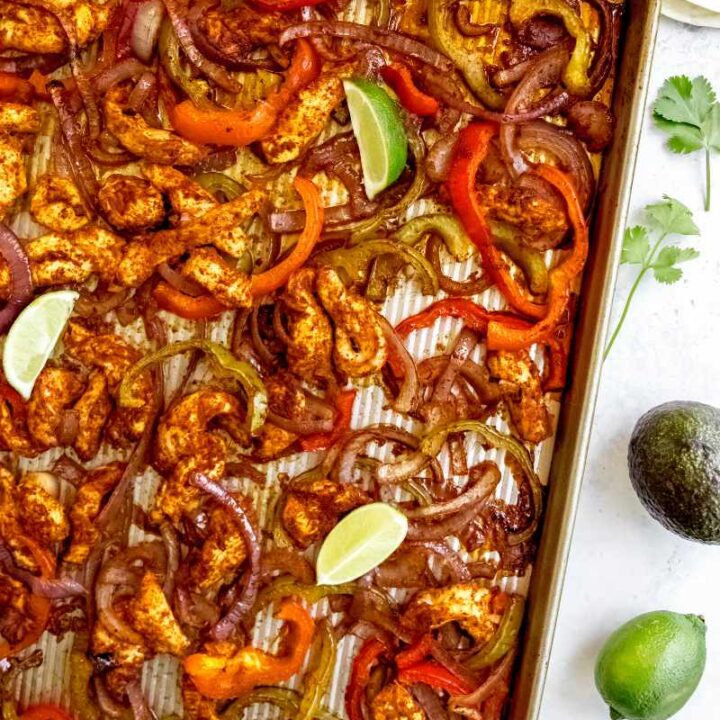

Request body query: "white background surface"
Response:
[539, 16, 720, 720]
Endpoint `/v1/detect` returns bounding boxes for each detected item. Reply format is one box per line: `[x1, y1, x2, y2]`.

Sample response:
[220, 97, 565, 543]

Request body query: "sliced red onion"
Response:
[407, 541, 471, 583]
[57, 409, 80, 446]
[127, 72, 157, 112]
[158, 262, 204, 297]
[159, 521, 179, 598]
[411, 684, 449, 720]
[191, 473, 261, 641]
[0, 543, 86, 598]
[93, 58, 149, 94]
[426, 238, 491, 297]
[379, 316, 420, 414]
[270, 203, 355, 233]
[132, 0, 165, 62]
[432, 329, 477, 405]
[426, 134, 459, 184]
[280, 22, 453, 72]
[267, 410, 335, 435]
[0, 52, 66, 74]
[95, 677, 131, 718]
[259, 548, 315, 584]
[450, 649, 515, 708]
[75, 289, 132, 318]
[126, 680, 154, 720]
[0, 223, 33, 334]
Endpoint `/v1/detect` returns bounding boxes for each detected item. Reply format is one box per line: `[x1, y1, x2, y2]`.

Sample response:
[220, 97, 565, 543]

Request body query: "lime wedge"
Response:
[315, 502, 408, 585]
[343, 78, 408, 199]
[3, 290, 79, 399]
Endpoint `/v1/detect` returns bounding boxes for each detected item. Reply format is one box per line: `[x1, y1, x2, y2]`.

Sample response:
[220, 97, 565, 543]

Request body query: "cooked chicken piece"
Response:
[116, 188, 266, 288]
[261, 65, 352, 164]
[254, 422, 297, 461]
[16, 472, 70, 545]
[182, 247, 251, 308]
[128, 571, 190, 655]
[282, 478, 370, 548]
[91, 617, 147, 699]
[187, 494, 254, 596]
[30, 174, 90, 231]
[478, 183, 568, 249]
[253, 373, 305, 459]
[65, 463, 123, 564]
[282, 268, 333, 384]
[142, 163, 217, 221]
[400, 584, 502, 644]
[27, 366, 85, 448]
[182, 676, 220, 720]
[0, 391, 40, 457]
[0, 571, 32, 646]
[197, 4, 283, 58]
[105, 85, 205, 165]
[487, 349, 552, 444]
[371, 683, 427, 720]
[0, 0, 110, 54]
[73, 370, 112, 460]
[98, 174, 165, 232]
[316, 266, 387, 378]
[0, 102, 41, 133]
[0, 133, 28, 220]
[0, 226, 126, 299]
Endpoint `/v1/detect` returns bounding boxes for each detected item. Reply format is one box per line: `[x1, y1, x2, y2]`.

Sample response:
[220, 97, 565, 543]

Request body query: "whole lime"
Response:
[595, 611, 706, 720]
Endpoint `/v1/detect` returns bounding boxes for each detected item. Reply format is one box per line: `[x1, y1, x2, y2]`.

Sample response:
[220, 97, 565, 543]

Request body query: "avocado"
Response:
[628, 401, 720, 543]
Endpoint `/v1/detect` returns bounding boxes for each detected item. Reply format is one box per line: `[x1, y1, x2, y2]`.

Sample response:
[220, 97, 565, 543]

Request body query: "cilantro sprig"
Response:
[653, 75, 720, 211]
[603, 196, 700, 360]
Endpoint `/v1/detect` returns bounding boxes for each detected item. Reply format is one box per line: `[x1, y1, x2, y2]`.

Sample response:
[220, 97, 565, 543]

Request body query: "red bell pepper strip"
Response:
[345, 638, 388, 720]
[395, 634, 434, 669]
[380, 63, 439, 116]
[170, 39, 319, 146]
[397, 660, 475, 695]
[487, 164, 588, 351]
[153, 282, 228, 320]
[19, 706, 73, 720]
[447, 123, 546, 320]
[250, 0, 325, 9]
[183, 599, 315, 700]
[0, 536, 55, 661]
[0, 72, 34, 104]
[299, 389, 356, 452]
[250, 176, 323, 296]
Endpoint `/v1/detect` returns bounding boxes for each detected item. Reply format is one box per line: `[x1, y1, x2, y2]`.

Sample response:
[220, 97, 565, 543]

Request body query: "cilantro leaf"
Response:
[653, 266, 683, 284]
[645, 196, 699, 236]
[652, 246, 700, 268]
[652, 75, 720, 210]
[621, 226, 650, 264]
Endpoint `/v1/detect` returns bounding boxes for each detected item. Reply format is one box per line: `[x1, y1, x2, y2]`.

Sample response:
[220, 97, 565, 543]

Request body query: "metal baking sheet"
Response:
[5, 0, 660, 716]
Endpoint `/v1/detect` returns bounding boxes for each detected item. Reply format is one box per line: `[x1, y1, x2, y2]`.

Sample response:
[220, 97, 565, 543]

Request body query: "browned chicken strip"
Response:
[182, 247, 252, 308]
[371, 683, 427, 720]
[98, 174, 165, 232]
[73, 369, 112, 460]
[30, 174, 90, 231]
[15, 472, 70, 545]
[142, 163, 217, 221]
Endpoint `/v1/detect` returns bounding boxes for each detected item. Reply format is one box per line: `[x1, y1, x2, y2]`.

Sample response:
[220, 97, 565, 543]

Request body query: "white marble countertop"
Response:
[540, 16, 720, 720]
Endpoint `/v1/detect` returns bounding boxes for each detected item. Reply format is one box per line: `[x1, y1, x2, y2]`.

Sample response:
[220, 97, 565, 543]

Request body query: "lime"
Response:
[315, 502, 408, 585]
[343, 78, 408, 199]
[3, 290, 79, 399]
[595, 611, 707, 720]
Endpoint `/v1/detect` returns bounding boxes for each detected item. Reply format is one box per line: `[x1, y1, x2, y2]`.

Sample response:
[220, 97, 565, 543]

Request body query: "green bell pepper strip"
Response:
[69, 652, 103, 720]
[118, 340, 268, 434]
[392, 213, 474, 261]
[158, 20, 211, 108]
[192, 172, 245, 201]
[427, 0, 505, 110]
[254, 576, 357, 611]
[298, 622, 338, 720]
[490, 221, 549, 295]
[316, 239, 439, 296]
[509, 0, 593, 96]
[222, 686, 342, 720]
[466, 595, 526, 669]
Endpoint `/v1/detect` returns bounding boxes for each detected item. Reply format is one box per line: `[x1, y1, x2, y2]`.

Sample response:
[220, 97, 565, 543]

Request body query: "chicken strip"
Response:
[0, 389, 40, 457]
[261, 65, 351, 164]
[0, 133, 28, 220]
[282, 268, 333, 384]
[16, 472, 70, 545]
[105, 86, 205, 165]
[91, 619, 147, 699]
[142, 163, 217, 221]
[252, 373, 304, 459]
[371, 683, 427, 720]
[65, 463, 124, 564]
[117, 188, 266, 288]
[27, 366, 85, 448]
[0, 102, 41, 133]
[400, 584, 502, 644]
[30, 174, 90, 231]
[487, 349, 552, 444]
[182, 247, 252, 308]
[316, 266, 387, 378]
[282, 478, 370, 548]
[197, 3, 283, 58]
[73, 370, 112, 460]
[98, 174, 165, 232]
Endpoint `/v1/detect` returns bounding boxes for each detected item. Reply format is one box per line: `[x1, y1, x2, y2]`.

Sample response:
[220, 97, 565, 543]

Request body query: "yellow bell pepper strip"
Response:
[249, 177, 323, 296]
[0, 536, 55, 661]
[169, 39, 319, 146]
[487, 163, 588, 351]
[183, 599, 315, 700]
[447, 123, 547, 319]
[153, 282, 228, 319]
[509, 0, 593, 96]
[118, 339, 268, 433]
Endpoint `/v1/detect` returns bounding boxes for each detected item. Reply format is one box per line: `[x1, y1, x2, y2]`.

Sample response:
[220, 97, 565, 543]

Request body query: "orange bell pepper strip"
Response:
[153, 281, 228, 320]
[397, 660, 475, 695]
[19, 706, 73, 720]
[27, 70, 50, 101]
[0, 536, 55, 661]
[299, 389, 356, 452]
[170, 39, 319, 146]
[183, 599, 315, 700]
[250, 176, 323, 296]
[380, 63, 439, 116]
[0, 72, 34, 104]
[487, 164, 588, 351]
[447, 123, 546, 320]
